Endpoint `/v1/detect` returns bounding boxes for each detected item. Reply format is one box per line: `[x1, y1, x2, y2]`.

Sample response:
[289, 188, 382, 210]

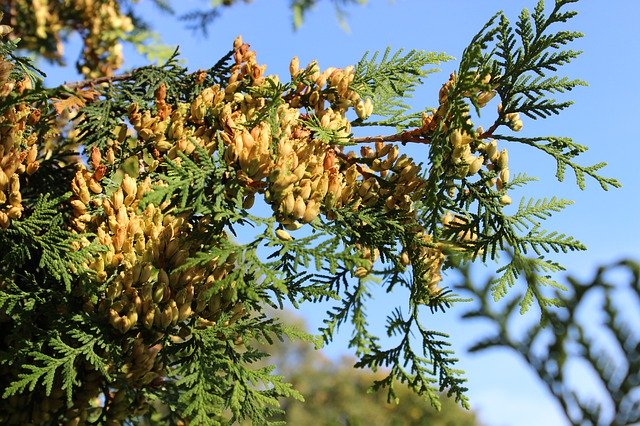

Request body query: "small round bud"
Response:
[276, 229, 293, 242]
[500, 194, 512, 205]
[354, 267, 369, 278]
[289, 56, 300, 76]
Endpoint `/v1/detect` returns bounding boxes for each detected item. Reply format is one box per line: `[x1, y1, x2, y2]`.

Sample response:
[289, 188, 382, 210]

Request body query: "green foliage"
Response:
[352, 48, 452, 128]
[411, 0, 617, 315]
[0, 193, 103, 291]
[356, 304, 470, 410]
[0, 0, 624, 424]
[502, 135, 621, 190]
[168, 324, 304, 425]
[3, 315, 112, 403]
[486, 0, 619, 191]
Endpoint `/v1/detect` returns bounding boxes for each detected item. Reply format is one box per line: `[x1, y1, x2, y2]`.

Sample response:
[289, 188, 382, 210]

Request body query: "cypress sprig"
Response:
[2, 194, 103, 291]
[2, 315, 113, 403]
[499, 135, 621, 190]
[352, 48, 452, 128]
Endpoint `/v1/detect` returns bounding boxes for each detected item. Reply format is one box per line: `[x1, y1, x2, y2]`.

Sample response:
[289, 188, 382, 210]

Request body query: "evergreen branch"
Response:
[512, 74, 586, 99]
[355, 310, 469, 410]
[3, 316, 111, 403]
[498, 135, 622, 190]
[347, 278, 381, 357]
[175, 359, 224, 423]
[227, 361, 302, 424]
[172, 322, 304, 425]
[3, 352, 67, 400]
[352, 48, 451, 125]
[0, 279, 34, 315]
[497, 14, 517, 71]
[490, 253, 566, 307]
[320, 286, 358, 345]
[142, 147, 216, 213]
[513, 98, 574, 119]
[5, 193, 102, 291]
[517, 226, 586, 255]
[505, 172, 540, 189]
[510, 196, 573, 230]
[484, 0, 589, 147]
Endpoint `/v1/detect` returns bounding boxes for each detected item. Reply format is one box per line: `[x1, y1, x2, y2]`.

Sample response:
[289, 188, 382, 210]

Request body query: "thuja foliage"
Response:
[0, 0, 621, 424]
[458, 259, 640, 425]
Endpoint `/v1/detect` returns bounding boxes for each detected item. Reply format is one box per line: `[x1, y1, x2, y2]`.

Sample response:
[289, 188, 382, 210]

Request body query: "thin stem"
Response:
[62, 72, 134, 90]
[334, 150, 375, 178]
[351, 129, 432, 145]
[478, 119, 501, 139]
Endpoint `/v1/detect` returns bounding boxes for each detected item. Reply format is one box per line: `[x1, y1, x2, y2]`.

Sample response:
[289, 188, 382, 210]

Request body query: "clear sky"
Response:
[42, 1, 640, 425]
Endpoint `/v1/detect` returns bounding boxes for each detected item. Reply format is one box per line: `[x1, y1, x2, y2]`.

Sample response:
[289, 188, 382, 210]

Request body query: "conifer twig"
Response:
[478, 118, 502, 139]
[62, 71, 135, 90]
[351, 131, 432, 144]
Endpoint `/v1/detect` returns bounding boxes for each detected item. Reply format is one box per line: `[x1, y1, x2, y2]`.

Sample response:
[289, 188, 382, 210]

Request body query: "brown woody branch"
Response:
[351, 129, 432, 145]
[478, 119, 501, 139]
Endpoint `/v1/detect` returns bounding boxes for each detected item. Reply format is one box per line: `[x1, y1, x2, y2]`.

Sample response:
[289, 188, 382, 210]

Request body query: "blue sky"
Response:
[42, 1, 640, 425]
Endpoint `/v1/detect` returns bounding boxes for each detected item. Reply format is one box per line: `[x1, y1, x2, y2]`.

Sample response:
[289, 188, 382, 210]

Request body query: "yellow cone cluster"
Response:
[423, 72, 515, 198]
[3, 0, 133, 77]
[409, 233, 446, 297]
[266, 131, 336, 226]
[122, 338, 164, 387]
[224, 38, 431, 229]
[365, 143, 426, 211]
[69, 164, 239, 335]
[58, 146, 241, 421]
[120, 37, 451, 288]
[477, 139, 511, 195]
[120, 36, 428, 236]
[128, 85, 220, 161]
[288, 56, 371, 119]
[0, 58, 41, 229]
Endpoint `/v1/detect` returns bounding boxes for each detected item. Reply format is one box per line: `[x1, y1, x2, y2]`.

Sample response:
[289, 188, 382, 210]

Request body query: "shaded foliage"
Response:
[458, 260, 640, 425]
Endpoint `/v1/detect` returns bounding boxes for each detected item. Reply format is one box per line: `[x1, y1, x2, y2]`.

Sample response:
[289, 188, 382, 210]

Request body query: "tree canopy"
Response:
[0, 0, 631, 425]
